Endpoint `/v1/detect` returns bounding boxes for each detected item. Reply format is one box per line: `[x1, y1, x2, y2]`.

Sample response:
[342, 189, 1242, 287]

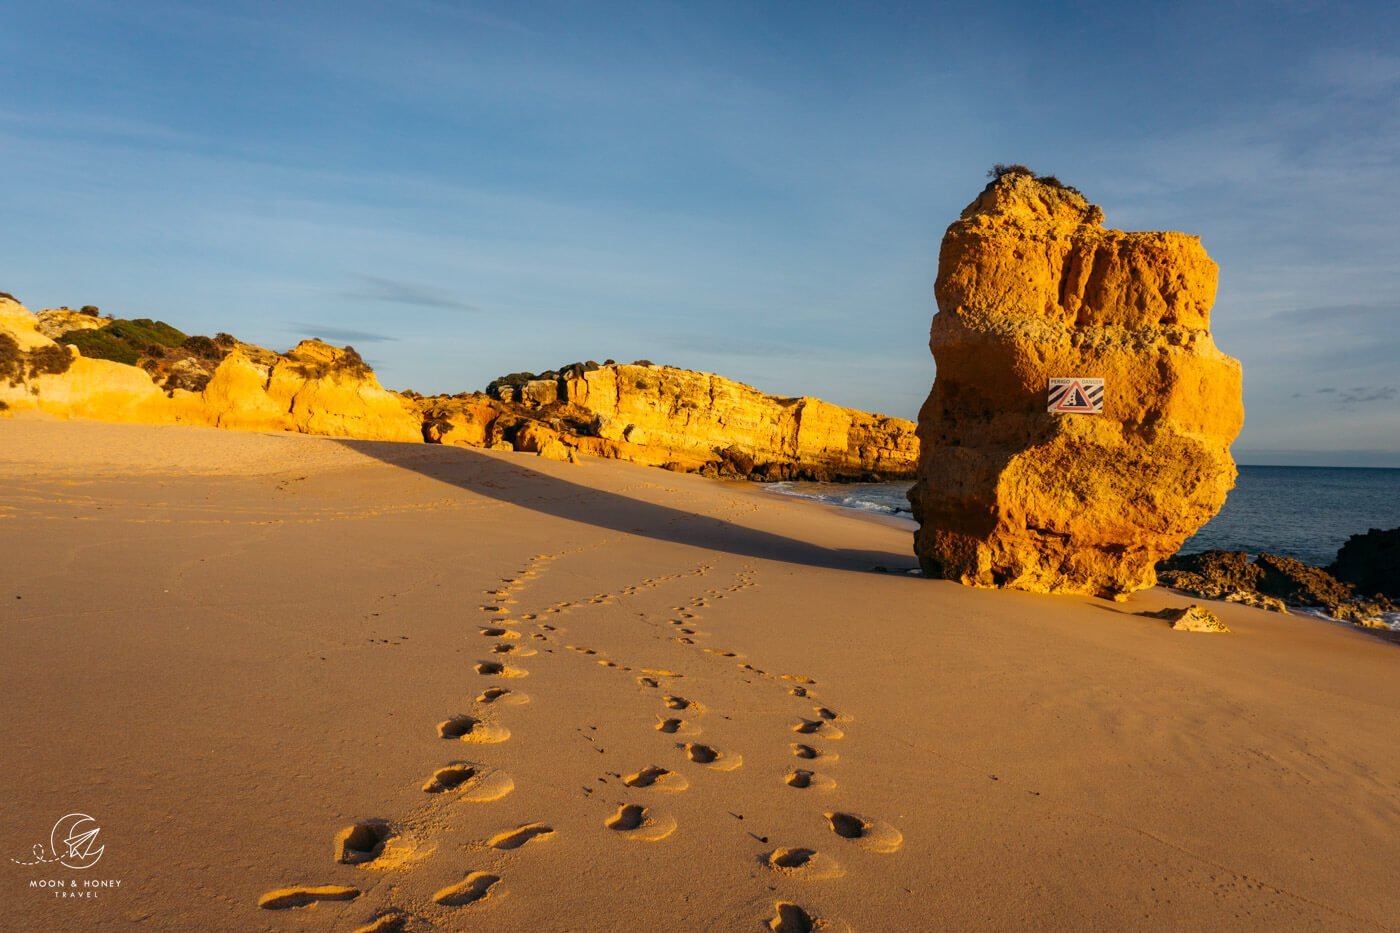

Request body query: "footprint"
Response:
[258, 885, 360, 910]
[623, 765, 689, 792]
[655, 717, 700, 736]
[824, 811, 903, 853]
[782, 674, 817, 685]
[493, 643, 538, 657]
[605, 804, 676, 841]
[476, 686, 529, 706]
[568, 646, 598, 654]
[480, 606, 503, 613]
[703, 649, 740, 658]
[479, 627, 519, 639]
[637, 677, 660, 689]
[433, 871, 501, 907]
[641, 668, 682, 678]
[791, 719, 844, 740]
[791, 744, 838, 763]
[352, 912, 411, 933]
[767, 904, 850, 932]
[664, 696, 699, 712]
[785, 769, 836, 790]
[486, 822, 554, 850]
[764, 847, 845, 880]
[475, 661, 527, 678]
[421, 763, 515, 801]
[814, 707, 844, 722]
[335, 821, 391, 865]
[789, 686, 809, 698]
[683, 743, 742, 771]
[438, 715, 510, 744]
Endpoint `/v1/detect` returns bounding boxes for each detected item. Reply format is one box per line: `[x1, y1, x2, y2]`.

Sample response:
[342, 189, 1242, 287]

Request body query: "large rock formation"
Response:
[0, 296, 420, 442]
[908, 170, 1244, 598]
[1329, 527, 1400, 601]
[2, 298, 175, 424]
[2, 295, 916, 480]
[198, 340, 422, 441]
[419, 362, 918, 481]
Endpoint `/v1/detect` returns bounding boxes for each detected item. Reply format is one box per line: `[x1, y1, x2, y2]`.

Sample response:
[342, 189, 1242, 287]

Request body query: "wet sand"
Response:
[2, 418, 1397, 931]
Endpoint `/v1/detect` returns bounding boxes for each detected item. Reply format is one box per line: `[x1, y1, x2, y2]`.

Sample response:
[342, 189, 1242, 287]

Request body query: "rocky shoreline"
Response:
[1158, 528, 1399, 635]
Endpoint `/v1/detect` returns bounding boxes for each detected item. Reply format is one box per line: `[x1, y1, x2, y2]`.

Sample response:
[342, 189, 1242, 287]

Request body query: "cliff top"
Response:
[961, 166, 1105, 229]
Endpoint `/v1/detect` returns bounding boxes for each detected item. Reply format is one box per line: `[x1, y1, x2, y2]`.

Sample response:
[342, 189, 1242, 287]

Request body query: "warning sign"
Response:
[1047, 377, 1104, 414]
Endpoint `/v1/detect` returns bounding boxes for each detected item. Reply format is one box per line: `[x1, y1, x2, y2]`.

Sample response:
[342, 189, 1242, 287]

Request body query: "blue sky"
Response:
[3, 0, 1398, 465]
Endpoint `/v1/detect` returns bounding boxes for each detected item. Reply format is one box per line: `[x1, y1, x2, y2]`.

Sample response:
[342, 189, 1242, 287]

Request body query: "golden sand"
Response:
[2, 418, 1397, 930]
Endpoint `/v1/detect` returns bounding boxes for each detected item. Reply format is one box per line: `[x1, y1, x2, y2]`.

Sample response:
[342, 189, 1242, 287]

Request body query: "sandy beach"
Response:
[2, 418, 1398, 931]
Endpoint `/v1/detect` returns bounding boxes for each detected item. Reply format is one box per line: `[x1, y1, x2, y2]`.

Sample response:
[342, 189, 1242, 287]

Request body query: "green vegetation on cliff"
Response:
[59, 318, 188, 366]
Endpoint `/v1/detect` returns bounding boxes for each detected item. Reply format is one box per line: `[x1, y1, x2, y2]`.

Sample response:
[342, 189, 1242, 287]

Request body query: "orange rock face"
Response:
[908, 173, 1243, 598]
[420, 363, 918, 480]
[0, 298, 420, 443]
[563, 364, 916, 479]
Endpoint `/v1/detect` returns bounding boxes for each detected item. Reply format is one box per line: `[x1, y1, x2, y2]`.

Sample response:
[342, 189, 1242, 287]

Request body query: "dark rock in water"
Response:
[1158, 548, 1394, 629]
[1253, 553, 1355, 607]
[1158, 549, 1354, 608]
[1157, 550, 1260, 598]
[1329, 526, 1400, 600]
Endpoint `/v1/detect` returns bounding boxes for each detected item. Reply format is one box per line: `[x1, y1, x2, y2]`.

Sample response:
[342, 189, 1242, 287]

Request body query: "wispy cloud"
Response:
[340, 276, 479, 313]
[1339, 385, 1397, 404]
[659, 333, 792, 358]
[0, 108, 198, 146]
[288, 323, 397, 344]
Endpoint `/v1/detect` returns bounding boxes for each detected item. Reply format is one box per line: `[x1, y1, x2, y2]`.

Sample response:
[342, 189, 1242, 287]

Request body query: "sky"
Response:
[2, 0, 1398, 466]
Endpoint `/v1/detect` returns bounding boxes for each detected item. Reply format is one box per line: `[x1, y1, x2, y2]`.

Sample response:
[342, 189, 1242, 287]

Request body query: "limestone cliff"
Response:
[0, 296, 420, 442]
[908, 170, 1243, 598]
[420, 362, 918, 481]
[3, 295, 915, 480]
[2, 298, 174, 423]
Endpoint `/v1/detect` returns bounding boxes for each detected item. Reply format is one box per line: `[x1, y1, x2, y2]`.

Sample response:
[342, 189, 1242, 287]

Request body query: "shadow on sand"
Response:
[335, 440, 915, 575]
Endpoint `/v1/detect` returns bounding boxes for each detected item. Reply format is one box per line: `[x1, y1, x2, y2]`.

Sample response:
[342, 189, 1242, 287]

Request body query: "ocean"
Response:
[769, 465, 1400, 568]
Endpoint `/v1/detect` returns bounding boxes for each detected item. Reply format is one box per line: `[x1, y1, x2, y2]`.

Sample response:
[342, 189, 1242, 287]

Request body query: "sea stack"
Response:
[908, 168, 1244, 598]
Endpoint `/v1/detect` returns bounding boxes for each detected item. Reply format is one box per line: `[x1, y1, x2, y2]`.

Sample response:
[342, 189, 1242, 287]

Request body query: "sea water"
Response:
[769, 466, 1400, 567]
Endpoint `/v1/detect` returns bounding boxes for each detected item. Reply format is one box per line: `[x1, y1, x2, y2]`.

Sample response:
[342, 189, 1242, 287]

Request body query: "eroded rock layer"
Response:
[908, 172, 1244, 597]
[1, 297, 916, 481]
[0, 296, 422, 442]
[418, 363, 918, 481]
